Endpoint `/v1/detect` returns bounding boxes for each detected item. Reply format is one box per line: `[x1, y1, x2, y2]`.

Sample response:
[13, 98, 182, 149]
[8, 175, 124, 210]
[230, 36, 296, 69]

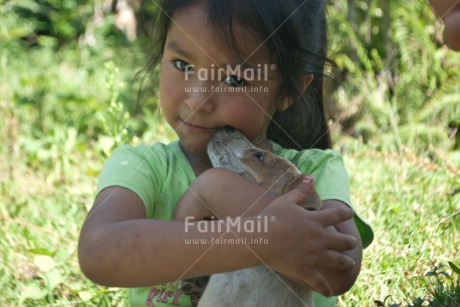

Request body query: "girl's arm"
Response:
[174, 168, 280, 220]
[175, 168, 362, 295]
[78, 187, 263, 287]
[428, 0, 460, 50]
[78, 168, 357, 297]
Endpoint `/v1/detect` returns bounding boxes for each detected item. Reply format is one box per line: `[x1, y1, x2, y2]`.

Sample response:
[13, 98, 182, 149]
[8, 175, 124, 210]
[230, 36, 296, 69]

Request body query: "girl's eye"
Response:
[173, 60, 194, 73]
[224, 75, 247, 87]
[254, 151, 264, 161]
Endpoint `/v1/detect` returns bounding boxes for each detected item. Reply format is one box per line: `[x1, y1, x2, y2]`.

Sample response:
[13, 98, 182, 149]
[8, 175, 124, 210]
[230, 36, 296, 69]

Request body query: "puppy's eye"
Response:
[254, 151, 264, 161]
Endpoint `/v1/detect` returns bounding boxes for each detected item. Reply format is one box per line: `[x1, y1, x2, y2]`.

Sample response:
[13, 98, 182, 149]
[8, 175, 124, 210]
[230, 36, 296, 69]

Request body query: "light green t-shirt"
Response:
[96, 141, 373, 307]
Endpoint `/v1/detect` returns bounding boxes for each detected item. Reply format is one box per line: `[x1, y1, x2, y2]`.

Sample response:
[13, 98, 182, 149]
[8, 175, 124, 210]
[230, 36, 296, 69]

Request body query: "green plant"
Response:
[5, 0, 93, 46]
[374, 263, 460, 306]
[96, 61, 132, 158]
[327, 0, 460, 152]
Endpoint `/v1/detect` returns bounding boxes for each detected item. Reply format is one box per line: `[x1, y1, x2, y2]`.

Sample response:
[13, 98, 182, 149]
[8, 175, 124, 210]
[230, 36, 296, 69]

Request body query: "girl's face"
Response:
[159, 1, 283, 161]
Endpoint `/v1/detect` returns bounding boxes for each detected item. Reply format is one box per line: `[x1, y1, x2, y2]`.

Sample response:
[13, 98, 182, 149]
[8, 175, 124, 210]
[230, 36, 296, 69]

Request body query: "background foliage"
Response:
[326, 0, 460, 153]
[1, 0, 459, 306]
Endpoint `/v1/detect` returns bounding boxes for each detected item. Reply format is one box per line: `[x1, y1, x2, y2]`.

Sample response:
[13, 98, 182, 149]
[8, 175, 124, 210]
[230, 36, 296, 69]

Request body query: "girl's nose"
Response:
[185, 81, 215, 113]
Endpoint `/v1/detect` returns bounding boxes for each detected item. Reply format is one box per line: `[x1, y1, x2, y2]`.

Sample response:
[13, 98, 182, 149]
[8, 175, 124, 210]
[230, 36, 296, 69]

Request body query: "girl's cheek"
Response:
[222, 101, 259, 127]
[163, 84, 176, 97]
[160, 74, 183, 101]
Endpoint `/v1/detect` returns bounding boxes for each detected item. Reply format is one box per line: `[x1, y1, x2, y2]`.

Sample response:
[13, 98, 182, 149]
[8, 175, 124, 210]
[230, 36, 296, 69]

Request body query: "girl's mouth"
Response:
[182, 120, 217, 134]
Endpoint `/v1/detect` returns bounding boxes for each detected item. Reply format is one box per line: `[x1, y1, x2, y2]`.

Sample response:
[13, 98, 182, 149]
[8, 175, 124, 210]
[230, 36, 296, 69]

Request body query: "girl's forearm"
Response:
[175, 168, 278, 220]
[79, 216, 265, 287]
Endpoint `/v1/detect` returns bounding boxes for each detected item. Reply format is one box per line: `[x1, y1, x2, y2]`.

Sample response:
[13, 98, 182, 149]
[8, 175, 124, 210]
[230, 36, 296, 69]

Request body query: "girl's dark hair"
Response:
[148, 0, 333, 150]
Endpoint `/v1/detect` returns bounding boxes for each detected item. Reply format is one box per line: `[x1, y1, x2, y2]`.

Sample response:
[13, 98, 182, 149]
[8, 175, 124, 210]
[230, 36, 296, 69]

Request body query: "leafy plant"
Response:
[5, 0, 94, 46]
[327, 0, 460, 152]
[374, 263, 460, 306]
[96, 61, 132, 158]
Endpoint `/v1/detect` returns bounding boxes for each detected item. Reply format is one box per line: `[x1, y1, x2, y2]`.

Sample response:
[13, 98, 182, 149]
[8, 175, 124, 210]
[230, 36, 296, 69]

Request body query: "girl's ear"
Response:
[277, 74, 314, 111]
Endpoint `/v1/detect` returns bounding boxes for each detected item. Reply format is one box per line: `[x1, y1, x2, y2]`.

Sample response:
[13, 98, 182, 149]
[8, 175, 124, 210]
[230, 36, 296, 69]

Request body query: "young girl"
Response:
[78, 0, 373, 306]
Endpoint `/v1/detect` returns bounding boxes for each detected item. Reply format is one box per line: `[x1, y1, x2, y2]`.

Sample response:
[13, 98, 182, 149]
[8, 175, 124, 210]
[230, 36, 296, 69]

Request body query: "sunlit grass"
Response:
[339, 143, 459, 306]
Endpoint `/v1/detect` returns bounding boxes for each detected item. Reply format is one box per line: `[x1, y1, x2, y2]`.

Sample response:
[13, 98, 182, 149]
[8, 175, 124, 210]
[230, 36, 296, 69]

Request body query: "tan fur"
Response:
[207, 129, 322, 210]
[196, 129, 322, 307]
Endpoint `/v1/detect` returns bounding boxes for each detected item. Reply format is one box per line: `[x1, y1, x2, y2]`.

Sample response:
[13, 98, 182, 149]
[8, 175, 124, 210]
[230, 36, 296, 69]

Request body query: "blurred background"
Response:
[1, 0, 459, 306]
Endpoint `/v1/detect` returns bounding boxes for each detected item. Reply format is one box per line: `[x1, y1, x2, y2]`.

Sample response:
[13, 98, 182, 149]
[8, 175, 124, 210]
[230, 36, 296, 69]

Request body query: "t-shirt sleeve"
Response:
[305, 150, 351, 206]
[296, 149, 374, 249]
[95, 145, 162, 218]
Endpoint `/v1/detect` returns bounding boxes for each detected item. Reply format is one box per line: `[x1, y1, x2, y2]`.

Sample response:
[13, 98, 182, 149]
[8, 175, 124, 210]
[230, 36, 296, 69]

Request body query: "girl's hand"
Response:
[174, 170, 361, 295]
[256, 178, 357, 297]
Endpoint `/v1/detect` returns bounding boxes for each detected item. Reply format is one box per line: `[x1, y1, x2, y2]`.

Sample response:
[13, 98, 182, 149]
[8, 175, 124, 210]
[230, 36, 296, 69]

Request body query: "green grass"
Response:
[339, 143, 460, 306]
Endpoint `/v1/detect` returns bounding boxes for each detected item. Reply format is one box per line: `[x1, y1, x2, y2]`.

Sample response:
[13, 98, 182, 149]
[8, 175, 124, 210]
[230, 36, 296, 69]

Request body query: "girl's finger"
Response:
[301, 270, 333, 297]
[324, 230, 357, 251]
[319, 250, 356, 271]
[280, 176, 314, 206]
[318, 207, 354, 227]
